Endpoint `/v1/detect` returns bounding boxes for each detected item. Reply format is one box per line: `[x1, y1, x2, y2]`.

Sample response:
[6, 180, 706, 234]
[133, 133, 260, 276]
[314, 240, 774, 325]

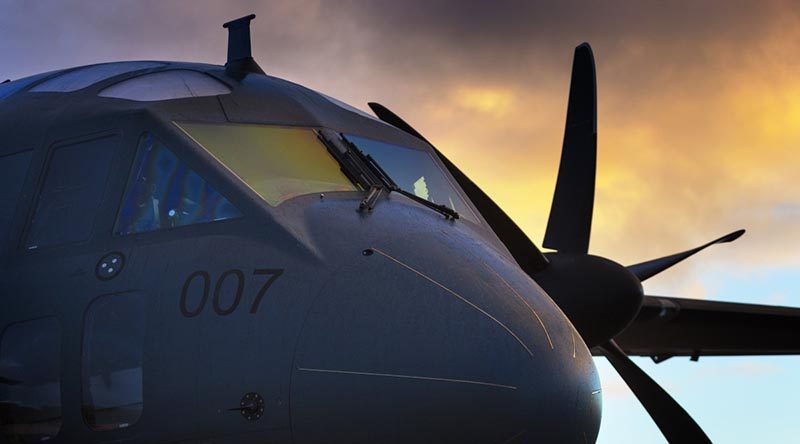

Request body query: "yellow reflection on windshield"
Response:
[175, 122, 356, 206]
[413, 176, 429, 200]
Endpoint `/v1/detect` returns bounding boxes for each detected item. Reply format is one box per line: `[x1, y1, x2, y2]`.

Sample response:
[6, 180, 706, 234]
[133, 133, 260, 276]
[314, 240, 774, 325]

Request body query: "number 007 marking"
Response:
[249, 269, 284, 314]
[180, 268, 284, 318]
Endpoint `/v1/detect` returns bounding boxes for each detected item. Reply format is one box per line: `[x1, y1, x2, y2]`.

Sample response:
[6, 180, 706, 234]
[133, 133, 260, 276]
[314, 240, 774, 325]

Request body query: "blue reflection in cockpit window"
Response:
[115, 133, 241, 235]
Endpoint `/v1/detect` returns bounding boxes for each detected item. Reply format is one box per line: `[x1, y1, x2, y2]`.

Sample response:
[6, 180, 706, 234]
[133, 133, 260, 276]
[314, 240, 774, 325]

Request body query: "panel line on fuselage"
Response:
[297, 367, 517, 390]
[498, 429, 527, 444]
[572, 330, 577, 359]
[370, 247, 534, 357]
[481, 260, 555, 350]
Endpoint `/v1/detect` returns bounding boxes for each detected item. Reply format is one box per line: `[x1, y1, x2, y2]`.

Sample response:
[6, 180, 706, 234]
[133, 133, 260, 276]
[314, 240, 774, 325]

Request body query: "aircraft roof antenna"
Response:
[222, 14, 265, 77]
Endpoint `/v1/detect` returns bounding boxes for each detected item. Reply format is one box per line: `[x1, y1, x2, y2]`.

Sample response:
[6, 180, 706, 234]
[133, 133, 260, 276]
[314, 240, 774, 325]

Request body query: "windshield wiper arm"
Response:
[317, 129, 389, 211]
[318, 129, 459, 219]
[316, 129, 375, 190]
[392, 182, 460, 220]
[342, 135, 460, 220]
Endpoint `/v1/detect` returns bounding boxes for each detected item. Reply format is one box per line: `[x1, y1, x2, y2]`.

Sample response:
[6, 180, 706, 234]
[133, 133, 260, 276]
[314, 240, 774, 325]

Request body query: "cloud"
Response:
[2, 0, 799, 280]
[452, 86, 515, 117]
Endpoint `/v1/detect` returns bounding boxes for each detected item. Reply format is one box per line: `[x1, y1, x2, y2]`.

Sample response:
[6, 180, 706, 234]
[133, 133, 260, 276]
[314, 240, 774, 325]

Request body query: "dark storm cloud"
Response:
[308, 0, 787, 85]
[2, 0, 799, 267]
[331, 0, 776, 55]
[0, 0, 787, 84]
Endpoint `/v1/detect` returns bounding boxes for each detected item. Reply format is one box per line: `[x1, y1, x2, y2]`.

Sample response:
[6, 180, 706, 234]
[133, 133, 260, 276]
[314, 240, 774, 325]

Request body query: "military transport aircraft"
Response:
[1, 13, 798, 444]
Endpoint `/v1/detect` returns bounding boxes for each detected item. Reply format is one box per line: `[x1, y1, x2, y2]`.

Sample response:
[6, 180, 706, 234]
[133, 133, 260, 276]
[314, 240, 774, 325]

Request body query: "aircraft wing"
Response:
[595, 295, 800, 358]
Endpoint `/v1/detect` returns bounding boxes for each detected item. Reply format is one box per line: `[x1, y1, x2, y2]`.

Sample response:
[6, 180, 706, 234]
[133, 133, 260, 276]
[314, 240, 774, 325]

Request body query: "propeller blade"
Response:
[367, 102, 432, 145]
[367, 102, 549, 274]
[598, 339, 711, 443]
[627, 229, 745, 282]
[542, 43, 598, 254]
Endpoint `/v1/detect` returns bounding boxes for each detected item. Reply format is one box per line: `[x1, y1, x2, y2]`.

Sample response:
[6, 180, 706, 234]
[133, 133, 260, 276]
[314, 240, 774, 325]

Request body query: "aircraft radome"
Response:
[1, 13, 798, 444]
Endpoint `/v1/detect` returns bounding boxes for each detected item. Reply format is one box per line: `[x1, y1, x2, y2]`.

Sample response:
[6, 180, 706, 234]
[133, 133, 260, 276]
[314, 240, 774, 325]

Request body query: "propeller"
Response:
[368, 41, 743, 443]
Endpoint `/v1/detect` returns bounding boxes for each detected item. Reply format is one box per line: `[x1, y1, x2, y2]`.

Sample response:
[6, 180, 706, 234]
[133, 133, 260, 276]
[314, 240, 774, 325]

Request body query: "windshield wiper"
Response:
[342, 134, 459, 220]
[317, 129, 374, 190]
[317, 129, 389, 211]
[317, 129, 458, 220]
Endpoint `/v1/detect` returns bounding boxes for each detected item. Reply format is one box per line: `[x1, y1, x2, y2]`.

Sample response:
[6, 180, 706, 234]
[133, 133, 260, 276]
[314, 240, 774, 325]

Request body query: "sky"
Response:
[2, 1, 799, 442]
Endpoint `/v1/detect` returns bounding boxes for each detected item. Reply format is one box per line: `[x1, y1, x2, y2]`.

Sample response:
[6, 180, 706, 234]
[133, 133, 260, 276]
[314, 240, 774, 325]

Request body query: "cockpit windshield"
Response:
[174, 122, 477, 222]
[345, 135, 478, 223]
[176, 122, 358, 206]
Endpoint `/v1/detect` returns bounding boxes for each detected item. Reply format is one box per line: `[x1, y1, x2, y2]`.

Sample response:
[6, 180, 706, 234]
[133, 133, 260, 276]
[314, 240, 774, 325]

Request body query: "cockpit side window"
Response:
[0, 150, 33, 254]
[115, 133, 242, 235]
[0, 317, 62, 443]
[26, 135, 118, 250]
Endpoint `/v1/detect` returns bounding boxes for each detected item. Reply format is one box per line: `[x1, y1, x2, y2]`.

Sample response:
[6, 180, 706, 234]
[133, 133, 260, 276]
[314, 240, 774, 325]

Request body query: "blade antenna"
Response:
[223, 14, 265, 77]
[543, 43, 597, 253]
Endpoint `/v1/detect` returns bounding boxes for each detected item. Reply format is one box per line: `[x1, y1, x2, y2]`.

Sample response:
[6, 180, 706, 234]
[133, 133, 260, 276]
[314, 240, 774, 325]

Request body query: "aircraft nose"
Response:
[290, 241, 601, 443]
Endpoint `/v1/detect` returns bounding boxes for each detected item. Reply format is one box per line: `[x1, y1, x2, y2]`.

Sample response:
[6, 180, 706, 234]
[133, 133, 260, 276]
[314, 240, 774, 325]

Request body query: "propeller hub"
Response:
[534, 253, 643, 348]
